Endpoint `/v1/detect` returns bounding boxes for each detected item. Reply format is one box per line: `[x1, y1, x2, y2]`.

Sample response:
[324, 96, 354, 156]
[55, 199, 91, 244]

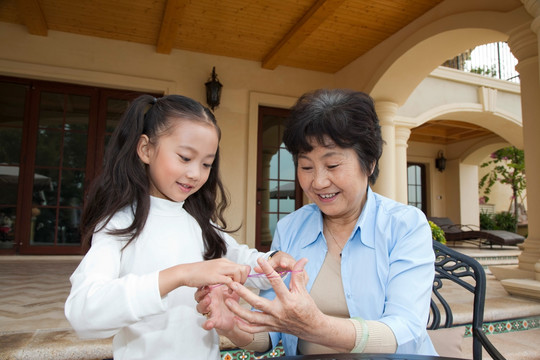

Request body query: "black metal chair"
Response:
[429, 240, 506, 360]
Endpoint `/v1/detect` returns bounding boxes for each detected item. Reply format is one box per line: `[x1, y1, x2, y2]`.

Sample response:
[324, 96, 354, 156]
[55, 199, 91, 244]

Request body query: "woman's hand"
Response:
[226, 257, 356, 352]
[195, 285, 240, 332]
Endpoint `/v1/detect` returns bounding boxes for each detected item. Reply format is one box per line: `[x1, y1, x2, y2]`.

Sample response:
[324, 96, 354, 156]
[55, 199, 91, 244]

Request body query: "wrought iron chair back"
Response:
[429, 241, 505, 360]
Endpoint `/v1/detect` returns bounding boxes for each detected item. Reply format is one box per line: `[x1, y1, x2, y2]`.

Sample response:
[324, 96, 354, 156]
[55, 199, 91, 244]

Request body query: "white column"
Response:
[510, 22, 540, 274]
[374, 101, 398, 200]
[492, 10, 540, 299]
[395, 126, 411, 204]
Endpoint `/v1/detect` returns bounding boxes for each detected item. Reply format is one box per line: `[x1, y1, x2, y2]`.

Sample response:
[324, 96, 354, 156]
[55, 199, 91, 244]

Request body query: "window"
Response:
[407, 163, 426, 214]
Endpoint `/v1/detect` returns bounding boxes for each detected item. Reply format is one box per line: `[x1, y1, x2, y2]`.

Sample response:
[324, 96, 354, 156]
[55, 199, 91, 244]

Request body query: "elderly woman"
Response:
[197, 89, 437, 356]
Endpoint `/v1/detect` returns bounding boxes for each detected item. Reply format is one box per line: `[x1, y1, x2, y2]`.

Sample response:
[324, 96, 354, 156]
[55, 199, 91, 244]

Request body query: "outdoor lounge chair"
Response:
[428, 217, 525, 248]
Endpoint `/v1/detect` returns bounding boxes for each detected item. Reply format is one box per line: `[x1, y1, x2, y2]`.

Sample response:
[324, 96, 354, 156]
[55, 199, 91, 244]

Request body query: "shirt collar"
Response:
[300, 205, 326, 249]
[300, 187, 376, 249]
[357, 186, 376, 249]
[149, 195, 185, 215]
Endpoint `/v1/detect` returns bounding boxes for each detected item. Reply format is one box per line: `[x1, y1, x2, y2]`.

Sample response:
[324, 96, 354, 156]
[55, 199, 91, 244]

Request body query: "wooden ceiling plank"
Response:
[409, 134, 448, 144]
[157, 0, 189, 54]
[413, 127, 447, 137]
[17, 0, 48, 36]
[262, 0, 346, 70]
[437, 120, 483, 130]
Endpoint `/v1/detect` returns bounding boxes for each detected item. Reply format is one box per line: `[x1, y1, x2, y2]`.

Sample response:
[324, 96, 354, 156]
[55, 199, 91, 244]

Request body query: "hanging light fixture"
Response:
[205, 67, 222, 111]
[435, 151, 447, 172]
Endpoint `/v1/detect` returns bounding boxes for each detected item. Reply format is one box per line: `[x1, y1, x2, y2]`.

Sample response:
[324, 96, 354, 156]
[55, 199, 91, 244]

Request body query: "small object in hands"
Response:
[268, 250, 280, 259]
[203, 311, 211, 318]
[208, 270, 301, 289]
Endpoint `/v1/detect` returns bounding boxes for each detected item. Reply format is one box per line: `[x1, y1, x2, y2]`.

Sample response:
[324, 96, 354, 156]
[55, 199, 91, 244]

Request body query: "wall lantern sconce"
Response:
[205, 67, 222, 111]
[435, 151, 447, 172]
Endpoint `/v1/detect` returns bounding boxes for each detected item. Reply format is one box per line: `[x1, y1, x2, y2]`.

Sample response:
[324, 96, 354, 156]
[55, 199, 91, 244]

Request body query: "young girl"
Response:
[65, 94, 294, 360]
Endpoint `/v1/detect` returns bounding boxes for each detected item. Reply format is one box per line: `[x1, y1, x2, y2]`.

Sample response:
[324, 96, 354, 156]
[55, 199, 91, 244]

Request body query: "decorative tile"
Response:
[462, 316, 540, 337]
[220, 345, 285, 359]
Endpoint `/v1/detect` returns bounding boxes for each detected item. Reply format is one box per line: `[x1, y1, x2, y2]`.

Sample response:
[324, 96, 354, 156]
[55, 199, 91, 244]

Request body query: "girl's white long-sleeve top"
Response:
[65, 196, 272, 360]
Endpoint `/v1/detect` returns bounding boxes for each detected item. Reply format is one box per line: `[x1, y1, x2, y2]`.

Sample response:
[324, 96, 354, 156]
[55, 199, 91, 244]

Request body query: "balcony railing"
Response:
[443, 42, 519, 83]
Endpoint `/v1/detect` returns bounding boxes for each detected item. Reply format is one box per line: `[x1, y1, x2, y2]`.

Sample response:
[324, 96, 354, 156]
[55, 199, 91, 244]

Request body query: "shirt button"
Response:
[346, 293, 351, 298]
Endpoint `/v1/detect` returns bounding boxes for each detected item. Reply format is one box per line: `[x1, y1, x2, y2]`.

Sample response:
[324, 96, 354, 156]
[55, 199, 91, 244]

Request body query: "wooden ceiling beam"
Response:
[156, 0, 189, 54]
[262, 0, 346, 70]
[17, 0, 48, 36]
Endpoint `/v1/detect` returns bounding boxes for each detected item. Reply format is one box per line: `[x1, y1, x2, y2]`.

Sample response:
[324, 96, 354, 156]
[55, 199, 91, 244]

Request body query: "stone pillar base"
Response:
[490, 265, 535, 281]
[500, 278, 540, 300]
[491, 264, 540, 300]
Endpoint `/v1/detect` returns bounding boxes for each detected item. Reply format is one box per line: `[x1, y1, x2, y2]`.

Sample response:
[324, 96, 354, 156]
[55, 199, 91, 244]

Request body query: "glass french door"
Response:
[256, 106, 302, 251]
[0, 76, 153, 255]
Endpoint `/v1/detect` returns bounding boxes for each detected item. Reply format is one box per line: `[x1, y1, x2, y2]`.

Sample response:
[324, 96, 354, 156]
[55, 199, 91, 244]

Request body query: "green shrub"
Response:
[429, 221, 446, 244]
[479, 211, 517, 232]
[479, 212, 496, 230]
[493, 211, 517, 232]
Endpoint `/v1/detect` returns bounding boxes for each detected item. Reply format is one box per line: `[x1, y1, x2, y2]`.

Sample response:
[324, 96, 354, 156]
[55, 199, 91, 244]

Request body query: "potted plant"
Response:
[429, 220, 446, 244]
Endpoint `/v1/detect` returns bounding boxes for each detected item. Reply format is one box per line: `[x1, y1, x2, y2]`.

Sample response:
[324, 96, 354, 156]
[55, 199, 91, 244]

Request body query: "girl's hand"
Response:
[159, 258, 250, 296]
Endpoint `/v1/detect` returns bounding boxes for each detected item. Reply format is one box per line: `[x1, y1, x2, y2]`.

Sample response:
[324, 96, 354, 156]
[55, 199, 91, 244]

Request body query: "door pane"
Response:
[279, 148, 295, 180]
[58, 208, 81, 245]
[33, 168, 57, 206]
[65, 94, 89, 131]
[63, 132, 88, 168]
[0, 128, 22, 164]
[0, 81, 28, 250]
[35, 130, 61, 167]
[104, 98, 131, 148]
[30, 91, 90, 247]
[32, 208, 55, 244]
[38, 92, 65, 129]
[257, 107, 300, 251]
[60, 169, 84, 207]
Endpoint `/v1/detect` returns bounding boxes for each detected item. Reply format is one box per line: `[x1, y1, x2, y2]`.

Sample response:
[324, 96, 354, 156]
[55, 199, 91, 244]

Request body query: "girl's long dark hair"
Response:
[80, 94, 230, 259]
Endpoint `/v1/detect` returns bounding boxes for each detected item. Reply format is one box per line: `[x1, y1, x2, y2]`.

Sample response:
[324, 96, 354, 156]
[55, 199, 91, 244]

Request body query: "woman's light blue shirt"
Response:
[261, 187, 437, 356]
